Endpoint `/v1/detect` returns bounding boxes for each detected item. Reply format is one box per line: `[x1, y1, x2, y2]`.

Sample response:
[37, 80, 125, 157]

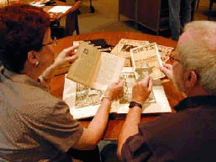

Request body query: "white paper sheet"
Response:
[48, 6, 72, 13]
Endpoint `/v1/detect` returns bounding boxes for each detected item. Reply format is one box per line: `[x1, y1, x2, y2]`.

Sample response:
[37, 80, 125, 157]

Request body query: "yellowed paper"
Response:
[67, 42, 101, 87]
[111, 38, 149, 58]
[157, 44, 174, 63]
[63, 68, 171, 120]
[63, 75, 117, 119]
[117, 85, 171, 114]
[63, 76, 101, 119]
[130, 43, 165, 80]
[92, 52, 125, 91]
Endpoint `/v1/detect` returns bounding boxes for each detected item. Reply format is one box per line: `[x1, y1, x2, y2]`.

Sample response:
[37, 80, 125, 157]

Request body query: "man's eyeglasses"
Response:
[42, 37, 57, 47]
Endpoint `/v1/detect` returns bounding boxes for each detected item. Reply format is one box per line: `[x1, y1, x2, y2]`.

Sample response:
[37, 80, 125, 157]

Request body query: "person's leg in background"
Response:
[168, 0, 181, 40]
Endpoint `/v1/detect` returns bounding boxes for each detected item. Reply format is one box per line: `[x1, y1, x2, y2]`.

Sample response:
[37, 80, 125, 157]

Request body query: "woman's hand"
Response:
[104, 81, 124, 101]
[160, 63, 174, 80]
[39, 45, 79, 85]
[51, 45, 79, 70]
[132, 75, 153, 105]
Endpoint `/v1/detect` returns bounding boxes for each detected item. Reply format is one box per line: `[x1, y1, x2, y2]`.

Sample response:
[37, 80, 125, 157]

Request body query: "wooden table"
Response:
[44, 0, 81, 35]
[42, 0, 81, 21]
[22, 0, 80, 35]
[50, 31, 185, 140]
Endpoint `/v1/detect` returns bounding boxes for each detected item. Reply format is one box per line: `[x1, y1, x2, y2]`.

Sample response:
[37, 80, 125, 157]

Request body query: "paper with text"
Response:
[131, 43, 165, 80]
[92, 52, 125, 91]
[67, 42, 101, 87]
[63, 67, 171, 120]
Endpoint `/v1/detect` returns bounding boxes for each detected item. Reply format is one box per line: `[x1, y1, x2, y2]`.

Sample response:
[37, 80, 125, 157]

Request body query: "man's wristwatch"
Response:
[129, 101, 143, 109]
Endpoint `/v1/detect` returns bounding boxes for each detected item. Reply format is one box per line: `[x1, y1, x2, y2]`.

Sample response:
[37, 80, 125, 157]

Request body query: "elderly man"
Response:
[117, 21, 216, 162]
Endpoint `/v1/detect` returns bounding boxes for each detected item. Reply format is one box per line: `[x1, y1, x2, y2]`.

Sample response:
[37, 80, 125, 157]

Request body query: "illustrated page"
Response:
[131, 43, 165, 80]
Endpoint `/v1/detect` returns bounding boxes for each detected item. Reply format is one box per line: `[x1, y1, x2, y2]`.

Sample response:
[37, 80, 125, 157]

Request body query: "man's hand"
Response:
[104, 81, 124, 101]
[132, 75, 153, 105]
[52, 45, 79, 70]
[160, 63, 174, 80]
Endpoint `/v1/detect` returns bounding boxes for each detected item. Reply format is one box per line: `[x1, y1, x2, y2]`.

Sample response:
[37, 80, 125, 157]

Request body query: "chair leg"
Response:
[75, 11, 80, 35]
[208, 1, 214, 20]
[90, 0, 95, 13]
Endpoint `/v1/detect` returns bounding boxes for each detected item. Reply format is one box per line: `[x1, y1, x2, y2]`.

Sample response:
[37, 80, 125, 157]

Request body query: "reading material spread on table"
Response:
[63, 67, 171, 119]
[66, 42, 125, 91]
[62, 38, 174, 119]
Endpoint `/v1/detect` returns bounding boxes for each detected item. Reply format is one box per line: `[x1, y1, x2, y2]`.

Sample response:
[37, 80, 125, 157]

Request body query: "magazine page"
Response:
[130, 43, 165, 80]
[63, 75, 117, 119]
[67, 42, 101, 87]
[114, 67, 171, 114]
[116, 67, 155, 105]
[157, 44, 174, 63]
[92, 52, 125, 91]
[111, 38, 149, 58]
[117, 85, 172, 114]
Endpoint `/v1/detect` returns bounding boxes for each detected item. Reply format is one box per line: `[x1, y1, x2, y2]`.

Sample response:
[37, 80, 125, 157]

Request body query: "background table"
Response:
[22, 0, 81, 36]
[50, 32, 185, 140]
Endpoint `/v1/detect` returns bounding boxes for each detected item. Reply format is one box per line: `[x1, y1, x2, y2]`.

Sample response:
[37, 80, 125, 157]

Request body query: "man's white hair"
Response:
[177, 21, 216, 96]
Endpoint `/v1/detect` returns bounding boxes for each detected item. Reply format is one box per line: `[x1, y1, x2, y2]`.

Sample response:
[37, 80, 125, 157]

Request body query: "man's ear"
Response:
[183, 70, 198, 88]
[27, 51, 38, 64]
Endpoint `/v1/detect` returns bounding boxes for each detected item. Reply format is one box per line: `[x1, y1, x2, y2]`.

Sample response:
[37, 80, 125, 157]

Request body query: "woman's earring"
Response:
[35, 61, 39, 67]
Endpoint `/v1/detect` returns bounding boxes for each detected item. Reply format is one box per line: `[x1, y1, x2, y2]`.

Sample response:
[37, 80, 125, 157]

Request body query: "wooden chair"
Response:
[74, 0, 95, 13]
[51, 0, 81, 38]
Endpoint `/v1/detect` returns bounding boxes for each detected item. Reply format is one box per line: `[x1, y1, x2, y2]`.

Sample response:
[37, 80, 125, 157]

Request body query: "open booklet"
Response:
[130, 42, 165, 80]
[63, 67, 171, 120]
[66, 42, 125, 91]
